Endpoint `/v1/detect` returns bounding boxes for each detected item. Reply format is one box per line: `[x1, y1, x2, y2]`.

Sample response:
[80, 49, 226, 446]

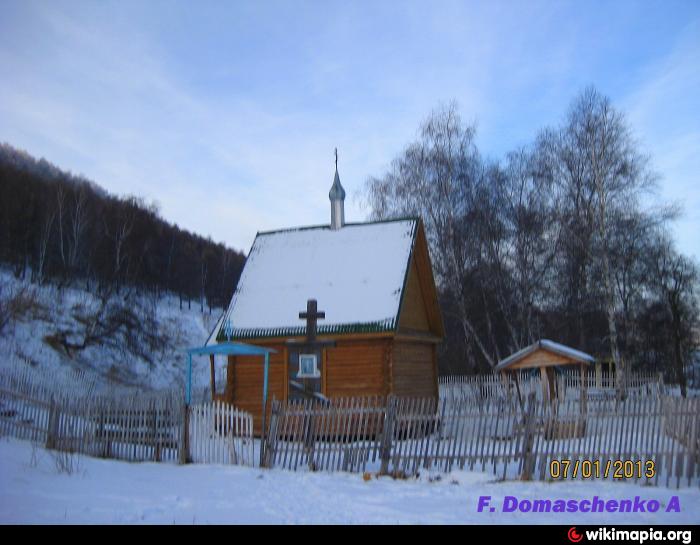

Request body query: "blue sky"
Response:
[1, 0, 698, 257]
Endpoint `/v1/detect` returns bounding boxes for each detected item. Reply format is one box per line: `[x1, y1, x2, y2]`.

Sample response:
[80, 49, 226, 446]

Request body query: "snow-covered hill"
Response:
[0, 268, 220, 396]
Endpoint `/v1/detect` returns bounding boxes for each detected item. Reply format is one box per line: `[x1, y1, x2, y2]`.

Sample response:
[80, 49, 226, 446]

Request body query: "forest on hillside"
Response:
[0, 143, 246, 312]
[364, 87, 699, 394]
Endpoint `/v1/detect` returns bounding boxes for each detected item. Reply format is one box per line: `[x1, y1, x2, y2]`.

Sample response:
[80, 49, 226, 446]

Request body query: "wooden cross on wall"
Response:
[299, 299, 325, 342]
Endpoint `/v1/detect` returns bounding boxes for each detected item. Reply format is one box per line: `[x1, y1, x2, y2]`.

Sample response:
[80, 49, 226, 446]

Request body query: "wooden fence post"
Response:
[684, 398, 697, 485]
[304, 405, 317, 471]
[520, 393, 537, 481]
[45, 396, 59, 450]
[98, 403, 108, 458]
[151, 400, 160, 462]
[179, 403, 190, 465]
[262, 400, 280, 469]
[379, 396, 396, 475]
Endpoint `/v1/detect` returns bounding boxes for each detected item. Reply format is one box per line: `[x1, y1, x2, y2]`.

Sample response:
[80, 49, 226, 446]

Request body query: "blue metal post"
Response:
[186, 353, 193, 405]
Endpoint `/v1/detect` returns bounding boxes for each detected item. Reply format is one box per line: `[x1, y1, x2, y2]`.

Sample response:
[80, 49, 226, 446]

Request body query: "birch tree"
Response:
[103, 197, 136, 284]
[364, 103, 498, 370]
[36, 209, 55, 284]
[67, 185, 89, 272]
[553, 87, 656, 398]
[487, 147, 560, 351]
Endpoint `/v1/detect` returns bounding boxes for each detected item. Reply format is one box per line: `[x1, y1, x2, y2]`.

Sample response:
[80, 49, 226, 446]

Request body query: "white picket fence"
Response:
[188, 401, 254, 465]
[439, 370, 663, 403]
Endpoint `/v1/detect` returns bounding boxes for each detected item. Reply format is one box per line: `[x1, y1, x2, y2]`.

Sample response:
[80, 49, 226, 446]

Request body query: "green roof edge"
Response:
[216, 319, 396, 342]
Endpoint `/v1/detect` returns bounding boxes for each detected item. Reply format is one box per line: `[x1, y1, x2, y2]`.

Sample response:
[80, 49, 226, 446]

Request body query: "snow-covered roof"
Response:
[218, 218, 419, 341]
[495, 339, 595, 371]
[205, 313, 226, 347]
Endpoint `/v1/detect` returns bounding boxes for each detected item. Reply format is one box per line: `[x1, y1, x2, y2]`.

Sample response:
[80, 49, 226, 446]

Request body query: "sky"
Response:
[0, 0, 698, 257]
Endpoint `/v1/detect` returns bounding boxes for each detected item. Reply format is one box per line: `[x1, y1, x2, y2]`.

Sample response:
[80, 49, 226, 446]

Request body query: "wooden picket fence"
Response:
[262, 396, 386, 472]
[0, 363, 255, 466]
[2, 361, 693, 485]
[52, 392, 183, 462]
[0, 378, 184, 462]
[263, 393, 700, 488]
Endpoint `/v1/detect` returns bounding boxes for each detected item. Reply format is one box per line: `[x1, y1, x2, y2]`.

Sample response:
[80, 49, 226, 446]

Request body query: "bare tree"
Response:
[551, 87, 656, 398]
[55, 184, 67, 271]
[200, 257, 207, 313]
[362, 90, 685, 384]
[36, 209, 56, 284]
[487, 147, 560, 351]
[103, 198, 136, 285]
[365, 103, 497, 370]
[67, 185, 89, 273]
[648, 236, 699, 397]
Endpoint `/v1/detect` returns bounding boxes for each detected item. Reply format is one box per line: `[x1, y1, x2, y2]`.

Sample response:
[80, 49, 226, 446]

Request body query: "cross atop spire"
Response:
[335, 147, 338, 171]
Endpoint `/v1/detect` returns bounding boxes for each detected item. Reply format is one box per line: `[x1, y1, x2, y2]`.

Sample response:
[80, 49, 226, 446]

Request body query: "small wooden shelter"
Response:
[495, 339, 595, 402]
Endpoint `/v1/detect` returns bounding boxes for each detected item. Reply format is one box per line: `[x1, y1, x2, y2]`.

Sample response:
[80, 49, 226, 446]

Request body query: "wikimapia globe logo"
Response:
[568, 527, 584, 543]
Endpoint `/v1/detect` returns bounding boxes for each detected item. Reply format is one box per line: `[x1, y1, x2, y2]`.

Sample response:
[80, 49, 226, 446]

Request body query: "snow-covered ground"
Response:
[0, 269, 220, 397]
[1, 438, 698, 524]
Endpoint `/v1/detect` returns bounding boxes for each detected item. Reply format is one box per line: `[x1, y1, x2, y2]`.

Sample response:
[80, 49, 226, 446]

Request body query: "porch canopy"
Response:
[185, 342, 277, 405]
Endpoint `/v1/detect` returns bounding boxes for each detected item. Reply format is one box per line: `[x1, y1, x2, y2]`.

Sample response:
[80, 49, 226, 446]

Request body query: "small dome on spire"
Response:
[329, 148, 345, 230]
[329, 168, 346, 201]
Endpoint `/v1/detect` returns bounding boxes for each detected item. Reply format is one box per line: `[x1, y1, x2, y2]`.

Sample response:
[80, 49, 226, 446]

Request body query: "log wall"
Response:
[391, 341, 437, 398]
